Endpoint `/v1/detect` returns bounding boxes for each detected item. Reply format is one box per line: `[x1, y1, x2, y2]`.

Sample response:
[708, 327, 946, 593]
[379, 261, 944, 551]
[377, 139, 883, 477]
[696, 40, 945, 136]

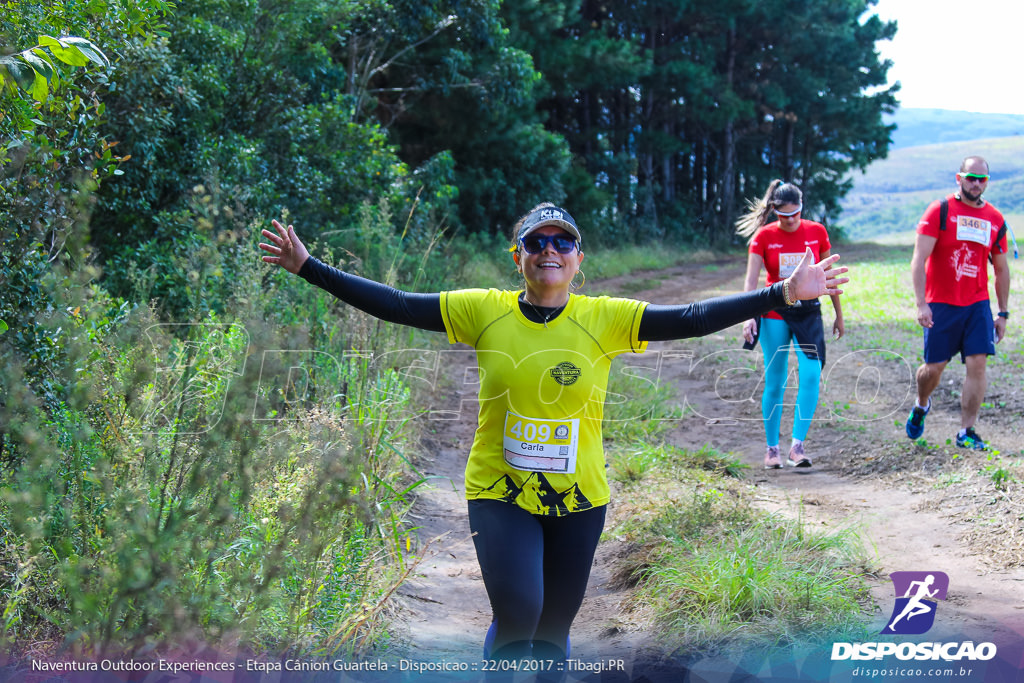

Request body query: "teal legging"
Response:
[758, 316, 822, 445]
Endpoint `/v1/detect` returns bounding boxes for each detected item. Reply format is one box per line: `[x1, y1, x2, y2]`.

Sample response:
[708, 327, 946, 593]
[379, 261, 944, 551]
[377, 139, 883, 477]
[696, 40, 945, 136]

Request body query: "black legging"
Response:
[467, 499, 607, 662]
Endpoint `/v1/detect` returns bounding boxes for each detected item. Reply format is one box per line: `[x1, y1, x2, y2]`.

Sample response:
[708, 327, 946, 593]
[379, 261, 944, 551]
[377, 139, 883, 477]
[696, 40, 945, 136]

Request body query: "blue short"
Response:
[923, 300, 996, 364]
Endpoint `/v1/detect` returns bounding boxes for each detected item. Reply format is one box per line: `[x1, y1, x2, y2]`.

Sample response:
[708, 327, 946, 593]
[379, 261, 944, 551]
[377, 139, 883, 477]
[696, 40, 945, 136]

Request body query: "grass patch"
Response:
[636, 516, 872, 653]
[596, 301, 874, 655]
[584, 244, 712, 280]
[610, 442, 747, 485]
[603, 365, 686, 442]
[616, 277, 664, 295]
[605, 437, 872, 656]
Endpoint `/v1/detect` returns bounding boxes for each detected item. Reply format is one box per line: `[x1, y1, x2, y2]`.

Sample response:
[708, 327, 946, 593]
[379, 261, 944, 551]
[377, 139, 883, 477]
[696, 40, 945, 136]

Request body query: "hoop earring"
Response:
[571, 270, 586, 291]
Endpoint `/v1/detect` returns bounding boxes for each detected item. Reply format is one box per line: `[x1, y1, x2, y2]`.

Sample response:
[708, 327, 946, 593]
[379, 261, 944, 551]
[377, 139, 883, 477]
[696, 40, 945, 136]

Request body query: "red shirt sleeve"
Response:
[917, 199, 944, 238]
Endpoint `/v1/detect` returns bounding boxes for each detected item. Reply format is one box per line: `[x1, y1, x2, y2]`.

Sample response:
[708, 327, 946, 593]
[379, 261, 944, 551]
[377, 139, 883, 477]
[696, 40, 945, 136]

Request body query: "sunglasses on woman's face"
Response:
[774, 205, 802, 217]
[520, 234, 578, 254]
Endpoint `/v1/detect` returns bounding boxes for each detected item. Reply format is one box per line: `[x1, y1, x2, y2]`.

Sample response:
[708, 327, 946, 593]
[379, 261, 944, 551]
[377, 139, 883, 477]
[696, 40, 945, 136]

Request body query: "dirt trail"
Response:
[392, 246, 1024, 677]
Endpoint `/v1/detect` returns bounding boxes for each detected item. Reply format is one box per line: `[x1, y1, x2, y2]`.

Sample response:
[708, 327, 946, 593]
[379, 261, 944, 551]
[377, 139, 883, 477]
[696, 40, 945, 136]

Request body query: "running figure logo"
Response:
[881, 571, 949, 635]
[951, 243, 979, 282]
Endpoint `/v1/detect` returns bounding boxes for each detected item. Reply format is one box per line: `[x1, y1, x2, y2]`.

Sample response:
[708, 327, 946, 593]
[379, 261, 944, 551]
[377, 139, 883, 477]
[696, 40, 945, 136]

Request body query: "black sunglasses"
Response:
[520, 234, 578, 254]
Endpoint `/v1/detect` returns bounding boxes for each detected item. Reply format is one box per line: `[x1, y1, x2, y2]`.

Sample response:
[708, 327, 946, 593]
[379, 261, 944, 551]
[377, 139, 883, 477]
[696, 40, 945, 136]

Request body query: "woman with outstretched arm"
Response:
[259, 203, 848, 669]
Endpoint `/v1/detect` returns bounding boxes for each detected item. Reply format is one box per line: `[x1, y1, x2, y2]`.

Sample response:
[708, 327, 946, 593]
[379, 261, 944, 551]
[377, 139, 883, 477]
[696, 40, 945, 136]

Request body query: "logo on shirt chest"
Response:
[549, 361, 582, 386]
[951, 244, 979, 281]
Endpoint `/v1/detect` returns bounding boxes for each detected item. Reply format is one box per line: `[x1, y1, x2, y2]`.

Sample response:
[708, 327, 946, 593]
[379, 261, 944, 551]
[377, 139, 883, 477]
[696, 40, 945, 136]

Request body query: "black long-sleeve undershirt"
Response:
[299, 256, 447, 332]
[298, 256, 789, 342]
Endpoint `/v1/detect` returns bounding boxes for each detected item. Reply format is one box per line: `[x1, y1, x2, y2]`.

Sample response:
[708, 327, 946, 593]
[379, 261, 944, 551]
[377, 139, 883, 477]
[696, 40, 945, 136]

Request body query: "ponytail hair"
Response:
[735, 180, 803, 243]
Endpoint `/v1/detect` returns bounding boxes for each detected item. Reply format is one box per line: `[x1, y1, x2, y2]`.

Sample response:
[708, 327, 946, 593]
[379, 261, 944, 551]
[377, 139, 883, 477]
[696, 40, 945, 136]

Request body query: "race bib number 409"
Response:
[503, 412, 579, 474]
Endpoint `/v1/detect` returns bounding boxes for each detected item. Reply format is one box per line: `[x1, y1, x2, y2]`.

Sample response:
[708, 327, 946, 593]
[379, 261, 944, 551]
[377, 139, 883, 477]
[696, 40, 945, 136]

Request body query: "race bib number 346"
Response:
[503, 412, 579, 474]
[956, 215, 992, 246]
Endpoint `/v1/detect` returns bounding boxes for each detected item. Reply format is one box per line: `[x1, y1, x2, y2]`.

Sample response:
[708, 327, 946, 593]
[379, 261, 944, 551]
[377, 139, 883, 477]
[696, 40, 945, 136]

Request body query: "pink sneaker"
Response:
[764, 445, 782, 469]
[787, 442, 812, 468]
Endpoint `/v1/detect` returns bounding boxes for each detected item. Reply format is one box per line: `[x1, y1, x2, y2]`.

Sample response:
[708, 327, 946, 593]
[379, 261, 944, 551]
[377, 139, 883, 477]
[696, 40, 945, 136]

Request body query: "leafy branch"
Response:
[0, 35, 108, 106]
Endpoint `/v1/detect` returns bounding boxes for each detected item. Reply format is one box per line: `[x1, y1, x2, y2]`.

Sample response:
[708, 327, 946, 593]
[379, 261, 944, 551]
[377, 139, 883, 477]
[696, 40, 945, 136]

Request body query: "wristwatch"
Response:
[997, 311, 1010, 319]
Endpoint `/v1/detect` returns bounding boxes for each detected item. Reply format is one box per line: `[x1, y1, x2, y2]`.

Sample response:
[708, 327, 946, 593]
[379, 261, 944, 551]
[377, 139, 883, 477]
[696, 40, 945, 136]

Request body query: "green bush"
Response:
[0, 201, 429, 657]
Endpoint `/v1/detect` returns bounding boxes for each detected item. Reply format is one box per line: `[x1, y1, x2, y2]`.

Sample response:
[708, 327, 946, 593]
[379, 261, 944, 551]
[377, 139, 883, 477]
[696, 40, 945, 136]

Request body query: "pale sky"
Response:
[869, 0, 1024, 115]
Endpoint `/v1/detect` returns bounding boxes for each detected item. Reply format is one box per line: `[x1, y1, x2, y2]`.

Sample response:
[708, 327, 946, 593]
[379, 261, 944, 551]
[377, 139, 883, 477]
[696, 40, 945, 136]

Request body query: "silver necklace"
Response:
[520, 293, 566, 328]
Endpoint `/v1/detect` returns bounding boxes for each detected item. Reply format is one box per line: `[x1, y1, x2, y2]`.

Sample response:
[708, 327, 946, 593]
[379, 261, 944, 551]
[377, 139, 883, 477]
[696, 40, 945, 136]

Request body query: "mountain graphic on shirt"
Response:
[558, 483, 594, 513]
[481, 475, 524, 504]
[530, 474, 594, 516]
[481, 473, 594, 516]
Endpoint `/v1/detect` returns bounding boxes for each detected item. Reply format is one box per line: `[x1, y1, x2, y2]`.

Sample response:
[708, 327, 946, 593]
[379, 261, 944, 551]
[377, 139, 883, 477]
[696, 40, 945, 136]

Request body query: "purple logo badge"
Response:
[881, 571, 949, 635]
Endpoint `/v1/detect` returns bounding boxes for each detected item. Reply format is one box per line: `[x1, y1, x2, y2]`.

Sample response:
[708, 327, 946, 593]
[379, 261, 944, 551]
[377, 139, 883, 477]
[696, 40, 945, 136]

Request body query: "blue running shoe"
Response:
[905, 401, 929, 440]
[956, 427, 989, 451]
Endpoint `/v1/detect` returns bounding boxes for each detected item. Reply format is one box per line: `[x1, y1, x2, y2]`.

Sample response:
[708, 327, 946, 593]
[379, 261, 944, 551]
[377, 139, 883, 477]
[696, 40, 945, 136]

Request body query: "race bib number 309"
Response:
[778, 252, 804, 278]
[503, 412, 579, 474]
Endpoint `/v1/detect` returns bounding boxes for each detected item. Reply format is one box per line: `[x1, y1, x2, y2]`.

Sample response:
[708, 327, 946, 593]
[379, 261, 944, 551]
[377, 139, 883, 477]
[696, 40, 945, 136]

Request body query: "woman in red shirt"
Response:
[737, 180, 844, 469]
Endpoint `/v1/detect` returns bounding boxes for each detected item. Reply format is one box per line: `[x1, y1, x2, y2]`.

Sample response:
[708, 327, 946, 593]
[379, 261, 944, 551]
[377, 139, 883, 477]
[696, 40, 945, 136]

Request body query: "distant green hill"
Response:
[886, 108, 1024, 150]
[838, 112, 1024, 244]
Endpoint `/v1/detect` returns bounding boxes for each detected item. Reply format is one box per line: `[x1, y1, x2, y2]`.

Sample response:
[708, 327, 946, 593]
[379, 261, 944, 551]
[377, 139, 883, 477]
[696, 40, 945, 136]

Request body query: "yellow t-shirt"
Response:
[439, 289, 647, 516]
